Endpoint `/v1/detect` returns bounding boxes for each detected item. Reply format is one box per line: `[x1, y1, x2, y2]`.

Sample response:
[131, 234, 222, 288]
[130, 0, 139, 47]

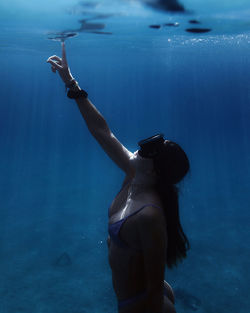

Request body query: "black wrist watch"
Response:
[67, 89, 88, 99]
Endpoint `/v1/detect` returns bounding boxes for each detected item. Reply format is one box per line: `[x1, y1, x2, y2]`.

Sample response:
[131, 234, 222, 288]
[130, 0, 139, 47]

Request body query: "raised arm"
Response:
[47, 42, 133, 174]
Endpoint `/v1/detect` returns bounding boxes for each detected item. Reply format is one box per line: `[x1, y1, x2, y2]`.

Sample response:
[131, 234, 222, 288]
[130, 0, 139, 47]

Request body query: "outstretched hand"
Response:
[47, 42, 73, 84]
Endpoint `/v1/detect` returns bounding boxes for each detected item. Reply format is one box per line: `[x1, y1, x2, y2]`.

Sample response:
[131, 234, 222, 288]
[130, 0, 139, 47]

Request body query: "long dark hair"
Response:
[153, 140, 190, 268]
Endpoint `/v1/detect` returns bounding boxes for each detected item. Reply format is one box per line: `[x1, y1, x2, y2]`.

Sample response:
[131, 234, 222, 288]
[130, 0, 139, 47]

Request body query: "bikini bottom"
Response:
[118, 286, 168, 309]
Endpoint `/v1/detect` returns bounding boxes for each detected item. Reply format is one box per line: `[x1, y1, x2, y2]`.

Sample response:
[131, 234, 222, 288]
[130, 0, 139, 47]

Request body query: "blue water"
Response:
[0, 0, 250, 312]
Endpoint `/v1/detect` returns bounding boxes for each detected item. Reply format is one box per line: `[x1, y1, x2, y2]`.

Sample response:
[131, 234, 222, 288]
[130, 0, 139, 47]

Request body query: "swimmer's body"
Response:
[107, 170, 176, 313]
[47, 42, 190, 313]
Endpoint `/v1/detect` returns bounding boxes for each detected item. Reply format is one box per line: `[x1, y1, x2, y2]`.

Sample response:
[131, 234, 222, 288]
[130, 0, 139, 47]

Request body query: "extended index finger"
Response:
[61, 42, 68, 66]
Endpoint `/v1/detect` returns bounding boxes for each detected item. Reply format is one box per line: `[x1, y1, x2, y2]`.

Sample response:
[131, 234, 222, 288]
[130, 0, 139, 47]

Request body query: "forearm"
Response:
[72, 84, 110, 137]
[76, 97, 109, 137]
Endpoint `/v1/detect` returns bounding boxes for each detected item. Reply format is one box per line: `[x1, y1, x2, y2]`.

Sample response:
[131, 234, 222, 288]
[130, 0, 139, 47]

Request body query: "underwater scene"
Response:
[0, 0, 250, 312]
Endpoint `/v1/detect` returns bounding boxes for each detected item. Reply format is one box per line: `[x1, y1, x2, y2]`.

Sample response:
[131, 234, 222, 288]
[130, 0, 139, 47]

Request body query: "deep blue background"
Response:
[0, 0, 250, 312]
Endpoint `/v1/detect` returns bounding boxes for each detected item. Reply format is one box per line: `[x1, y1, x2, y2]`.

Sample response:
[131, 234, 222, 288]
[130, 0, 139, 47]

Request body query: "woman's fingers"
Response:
[47, 43, 71, 82]
[47, 55, 62, 64]
[61, 42, 68, 66]
[51, 66, 57, 73]
[47, 59, 63, 70]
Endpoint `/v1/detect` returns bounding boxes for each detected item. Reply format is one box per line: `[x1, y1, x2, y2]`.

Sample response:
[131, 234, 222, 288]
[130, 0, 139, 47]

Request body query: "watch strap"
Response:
[67, 89, 88, 99]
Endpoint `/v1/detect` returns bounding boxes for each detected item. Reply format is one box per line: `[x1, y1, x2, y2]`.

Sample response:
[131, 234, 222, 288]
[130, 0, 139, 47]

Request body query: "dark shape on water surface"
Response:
[78, 18, 113, 34]
[174, 288, 201, 311]
[149, 24, 161, 29]
[164, 22, 180, 27]
[78, 1, 99, 8]
[48, 13, 113, 41]
[189, 19, 201, 24]
[186, 28, 212, 33]
[78, 13, 115, 21]
[47, 32, 78, 42]
[145, 0, 185, 12]
[88, 13, 115, 20]
[90, 31, 112, 35]
[78, 19, 105, 31]
[54, 252, 72, 267]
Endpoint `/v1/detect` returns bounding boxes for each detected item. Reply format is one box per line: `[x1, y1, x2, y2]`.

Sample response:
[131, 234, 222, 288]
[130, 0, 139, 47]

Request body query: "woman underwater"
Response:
[47, 42, 190, 313]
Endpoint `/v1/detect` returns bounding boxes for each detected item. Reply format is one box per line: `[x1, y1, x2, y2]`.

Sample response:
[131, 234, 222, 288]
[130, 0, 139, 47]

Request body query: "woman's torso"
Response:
[107, 175, 164, 302]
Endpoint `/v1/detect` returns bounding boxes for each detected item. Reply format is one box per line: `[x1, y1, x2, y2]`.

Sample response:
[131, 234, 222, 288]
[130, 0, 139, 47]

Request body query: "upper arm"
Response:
[138, 207, 167, 293]
[94, 129, 134, 174]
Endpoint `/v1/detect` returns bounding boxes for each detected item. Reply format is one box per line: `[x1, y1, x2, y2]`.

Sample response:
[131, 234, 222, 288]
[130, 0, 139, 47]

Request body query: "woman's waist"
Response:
[108, 245, 144, 276]
[112, 270, 146, 300]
